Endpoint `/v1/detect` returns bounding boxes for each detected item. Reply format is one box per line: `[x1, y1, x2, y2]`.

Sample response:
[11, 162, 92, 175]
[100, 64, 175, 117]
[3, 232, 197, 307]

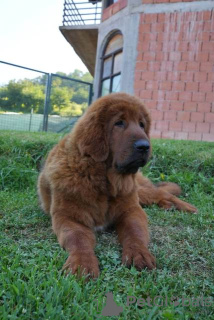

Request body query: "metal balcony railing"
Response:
[62, 0, 102, 26]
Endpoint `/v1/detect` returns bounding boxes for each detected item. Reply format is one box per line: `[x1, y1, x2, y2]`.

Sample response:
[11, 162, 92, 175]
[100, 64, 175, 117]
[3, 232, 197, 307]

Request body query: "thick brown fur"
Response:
[37, 93, 197, 279]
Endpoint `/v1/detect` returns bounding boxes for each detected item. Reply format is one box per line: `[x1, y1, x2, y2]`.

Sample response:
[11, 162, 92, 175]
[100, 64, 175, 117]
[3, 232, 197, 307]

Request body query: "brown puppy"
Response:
[37, 93, 197, 278]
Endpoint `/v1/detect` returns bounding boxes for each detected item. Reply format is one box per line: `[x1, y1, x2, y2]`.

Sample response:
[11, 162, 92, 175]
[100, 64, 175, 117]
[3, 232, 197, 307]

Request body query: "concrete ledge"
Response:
[60, 26, 98, 75]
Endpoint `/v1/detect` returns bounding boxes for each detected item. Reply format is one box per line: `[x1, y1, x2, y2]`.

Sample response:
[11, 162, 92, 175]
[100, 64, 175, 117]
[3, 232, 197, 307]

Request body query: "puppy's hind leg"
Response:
[136, 173, 197, 213]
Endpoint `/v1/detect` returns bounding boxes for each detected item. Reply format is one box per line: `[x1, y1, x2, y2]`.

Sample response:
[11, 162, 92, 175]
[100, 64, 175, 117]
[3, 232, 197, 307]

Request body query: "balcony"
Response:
[60, 0, 102, 76]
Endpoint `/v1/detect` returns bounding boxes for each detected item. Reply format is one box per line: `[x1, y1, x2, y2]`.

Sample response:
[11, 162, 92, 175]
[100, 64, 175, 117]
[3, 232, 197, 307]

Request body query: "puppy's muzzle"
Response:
[134, 139, 150, 153]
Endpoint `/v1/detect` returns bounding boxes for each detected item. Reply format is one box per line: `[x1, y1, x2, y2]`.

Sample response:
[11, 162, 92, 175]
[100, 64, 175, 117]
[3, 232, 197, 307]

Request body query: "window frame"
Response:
[99, 32, 123, 97]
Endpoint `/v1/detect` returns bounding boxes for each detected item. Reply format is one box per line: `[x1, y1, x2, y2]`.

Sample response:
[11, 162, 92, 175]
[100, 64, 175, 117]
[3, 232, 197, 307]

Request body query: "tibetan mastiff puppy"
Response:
[38, 93, 197, 278]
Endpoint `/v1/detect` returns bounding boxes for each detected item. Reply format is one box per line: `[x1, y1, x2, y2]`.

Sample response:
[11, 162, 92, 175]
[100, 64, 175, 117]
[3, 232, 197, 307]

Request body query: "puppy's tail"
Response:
[155, 182, 181, 196]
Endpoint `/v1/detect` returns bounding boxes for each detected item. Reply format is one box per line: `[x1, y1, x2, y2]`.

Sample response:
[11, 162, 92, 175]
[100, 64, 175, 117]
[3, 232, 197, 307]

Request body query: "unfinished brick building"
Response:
[61, 0, 214, 141]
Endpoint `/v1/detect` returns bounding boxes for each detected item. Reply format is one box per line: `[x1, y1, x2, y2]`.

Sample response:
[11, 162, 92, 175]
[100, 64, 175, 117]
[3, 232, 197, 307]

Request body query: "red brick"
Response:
[157, 13, 169, 23]
[157, 100, 170, 111]
[157, 32, 170, 42]
[137, 40, 150, 51]
[177, 111, 191, 122]
[154, 71, 167, 81]
[205, 113, 214, 123]
[144, 14, 158, 24]
[140, 90, 153, 99]
[151, 22, 165, 32]
[197, 102, 211, 113]
[152, 90, 165, 100]
[183, 122, 196, 132]
[150, 110, 164, 120]
[209, 52, 214, 62]
[141, 71, 155, 80]
[206, 92, 214, 103]
[136, 61, 148, 71]
[135, 71, 142, 81]
[159, 81, 172, 90]
[147, 62, 161, 71]
[164, 111, 177, 120]
[185, 82, 199, 92]
[175, 41, 189, 52]
[162, 42, 176, 52]
[208, 72, 214, 81]
[156, 52, 169, 61]
[146, 80, 159, 90]
[184, 102, 197, 111]
[162, 131, 175, 139]
[112, 2, 120, 14]
[156, 121, 169, 131]
[192, 92, 205, 102]
[170, 101, 184, 111]
[211, 124, 214, 134]
[199, 82, 213, 92]
[134, 89, 141, 97]
[149, 41, 162, 52]
[145, 100, 157, 110]
[142, 0, 153, 3]
[197, 10, 212, 21]
[202, 42, 214, 51]
[196, 122, 210, 133]
[169, 52, 182, 61]
[135, 80, 146, 90]
[165, 91, 179, 101]
[194, 72, 208, 82]
[180, 71, 194, 81]
[169, 121, 182, 132]
[191, 112, 204, 122]
[188, 132, 202, 141]
[196, 32, 210, 42]
[172, 81, 185, 91]
[119, 0, 127, 10]
[187, 62, 200, 71]
[143, 52, 156, 61]
[188, 41, 202, 52]
[136, 52, 143, 61]
[160, 61, 173, 72]
[175, 132, 188, 140]
[202, 133, 214, 142]
[200, 62, 214, 72]
[139, 23, 151, 33]
[150, 130, 162, 138]
[143, 33, 157, 41]
[182, 52, 195, 61]
[173, 62, 187, 71]
[167, 71, 180, 81]
[178, 91, 192, 102]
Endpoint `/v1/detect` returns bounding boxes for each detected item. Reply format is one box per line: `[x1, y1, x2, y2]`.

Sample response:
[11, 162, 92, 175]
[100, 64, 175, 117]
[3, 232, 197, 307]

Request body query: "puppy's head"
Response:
[74, 93, 151, 174]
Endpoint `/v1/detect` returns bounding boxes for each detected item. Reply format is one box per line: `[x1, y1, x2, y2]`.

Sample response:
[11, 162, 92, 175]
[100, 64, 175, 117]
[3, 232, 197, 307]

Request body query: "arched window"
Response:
[99, 33, 123, 96]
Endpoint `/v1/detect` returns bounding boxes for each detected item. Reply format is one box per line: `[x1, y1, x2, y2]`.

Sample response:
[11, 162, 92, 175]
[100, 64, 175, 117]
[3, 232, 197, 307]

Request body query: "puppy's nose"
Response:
[134, 139, 150, 152]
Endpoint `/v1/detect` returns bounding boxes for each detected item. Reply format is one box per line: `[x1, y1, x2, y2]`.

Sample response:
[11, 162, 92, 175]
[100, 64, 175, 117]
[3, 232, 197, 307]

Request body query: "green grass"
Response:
[0, 130, 213, 320]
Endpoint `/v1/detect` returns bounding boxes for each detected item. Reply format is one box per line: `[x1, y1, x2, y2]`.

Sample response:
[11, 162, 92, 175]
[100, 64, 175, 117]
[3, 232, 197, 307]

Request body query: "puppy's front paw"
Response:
[122, 245, 156, 270]
[62, 252, 100, 279]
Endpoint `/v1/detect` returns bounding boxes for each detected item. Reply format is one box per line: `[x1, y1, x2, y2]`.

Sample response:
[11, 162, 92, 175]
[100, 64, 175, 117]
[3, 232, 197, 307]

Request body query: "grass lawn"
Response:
[0, 130, 213, 320]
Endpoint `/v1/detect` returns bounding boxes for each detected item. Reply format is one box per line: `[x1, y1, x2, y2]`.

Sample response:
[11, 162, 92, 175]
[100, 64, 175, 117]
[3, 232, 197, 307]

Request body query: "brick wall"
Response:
[143, 0, 210, 3]
[134, 10, 214, 141]
[102, 0, 127, 21]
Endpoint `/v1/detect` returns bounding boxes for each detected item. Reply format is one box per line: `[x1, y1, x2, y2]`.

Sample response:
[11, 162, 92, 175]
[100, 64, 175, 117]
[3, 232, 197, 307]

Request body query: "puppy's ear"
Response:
[76, 112, 109, 162]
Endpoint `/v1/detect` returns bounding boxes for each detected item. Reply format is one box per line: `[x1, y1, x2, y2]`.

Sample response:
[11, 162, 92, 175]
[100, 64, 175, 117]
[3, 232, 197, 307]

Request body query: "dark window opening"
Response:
[99, 33, 123, 96]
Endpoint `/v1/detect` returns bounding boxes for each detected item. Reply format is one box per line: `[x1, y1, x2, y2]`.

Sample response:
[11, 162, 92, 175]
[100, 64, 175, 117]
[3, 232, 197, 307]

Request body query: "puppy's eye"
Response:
[139, 122, 145, 128]
[115, 120, 125, 128]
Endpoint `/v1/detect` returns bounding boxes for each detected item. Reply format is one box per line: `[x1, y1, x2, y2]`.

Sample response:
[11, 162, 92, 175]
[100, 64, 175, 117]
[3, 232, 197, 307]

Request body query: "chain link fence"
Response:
[0, 61, 93, 133]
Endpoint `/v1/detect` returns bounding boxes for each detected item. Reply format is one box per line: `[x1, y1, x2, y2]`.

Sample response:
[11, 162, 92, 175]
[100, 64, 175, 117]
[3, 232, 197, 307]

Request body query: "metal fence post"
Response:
[88, 84, 93, 106]
[43, 73, 52, 131]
